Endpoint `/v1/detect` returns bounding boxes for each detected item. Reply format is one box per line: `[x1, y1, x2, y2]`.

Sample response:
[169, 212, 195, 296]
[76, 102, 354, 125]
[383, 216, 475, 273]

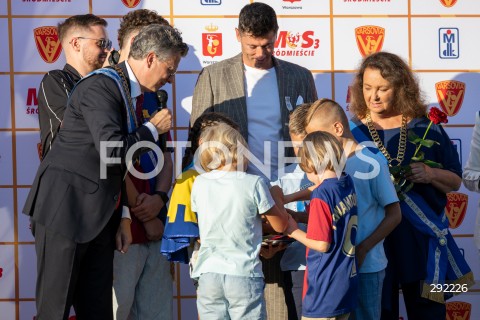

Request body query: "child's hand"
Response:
[260, 242, 287, 259]
[284, 215, 299, 236]
[144, 218, 164, 241]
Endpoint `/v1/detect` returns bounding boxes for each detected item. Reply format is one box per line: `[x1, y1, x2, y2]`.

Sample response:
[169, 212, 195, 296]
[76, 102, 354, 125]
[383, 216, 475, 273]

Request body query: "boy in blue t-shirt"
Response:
[304, 99, 401, 320]
[285, 131, 358, 319]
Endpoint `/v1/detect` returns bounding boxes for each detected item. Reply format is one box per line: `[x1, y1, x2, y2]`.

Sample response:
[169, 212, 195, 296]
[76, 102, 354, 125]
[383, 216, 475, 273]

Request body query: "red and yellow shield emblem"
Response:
[355, 25, 385, 57]
[202, 24, 222, 58]
[446, 301, 471, 320]
[439, 0, 458, 8]
[34, 26, 62, 63]
[435, 80, 465, 117]
[445, 192, 468, 229]
[121, 0, 141, 8]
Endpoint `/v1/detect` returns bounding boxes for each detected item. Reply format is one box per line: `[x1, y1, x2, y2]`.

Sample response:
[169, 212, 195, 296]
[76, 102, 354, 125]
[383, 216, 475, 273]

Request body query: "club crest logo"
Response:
[355, 25, 385, 57]
[202, 23, 222, 58]
[435, 80, 465, 116]
[445, 192, 468, 229]
[446, 301, 471, 320]
[121, 0, 141, 8]
[439, 0, 458, 8]
[34, 26, 62, 63]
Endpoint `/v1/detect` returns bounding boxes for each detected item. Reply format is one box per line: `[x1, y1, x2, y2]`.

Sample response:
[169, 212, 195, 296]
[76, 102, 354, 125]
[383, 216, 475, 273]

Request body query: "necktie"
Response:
[135, 94, 144, 124]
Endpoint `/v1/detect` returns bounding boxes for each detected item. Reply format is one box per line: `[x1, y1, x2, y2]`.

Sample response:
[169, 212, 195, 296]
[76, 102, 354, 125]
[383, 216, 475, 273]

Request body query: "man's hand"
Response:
[116, 218, 132, 253]
[149, 108, 172, 134]
[143, 218, 165, 241]
[131, 193, 164, 222]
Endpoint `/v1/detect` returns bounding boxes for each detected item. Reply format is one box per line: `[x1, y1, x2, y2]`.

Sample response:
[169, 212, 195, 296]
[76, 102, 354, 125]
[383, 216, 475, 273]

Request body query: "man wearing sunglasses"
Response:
[25, 24, 188, 320]
[37, 14, 110, 161]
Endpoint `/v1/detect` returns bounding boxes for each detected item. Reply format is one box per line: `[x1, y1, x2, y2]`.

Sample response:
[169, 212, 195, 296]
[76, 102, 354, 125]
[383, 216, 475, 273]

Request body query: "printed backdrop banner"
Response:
[0, 0, 478, 319]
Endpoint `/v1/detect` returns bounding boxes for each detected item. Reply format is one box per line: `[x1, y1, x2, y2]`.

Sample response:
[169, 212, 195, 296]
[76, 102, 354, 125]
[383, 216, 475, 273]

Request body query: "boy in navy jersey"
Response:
[286, 131, 358, 319]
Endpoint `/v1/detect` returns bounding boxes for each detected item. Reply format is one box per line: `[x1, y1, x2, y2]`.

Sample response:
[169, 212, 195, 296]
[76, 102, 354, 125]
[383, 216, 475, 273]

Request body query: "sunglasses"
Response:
[73, 37, 112, 50]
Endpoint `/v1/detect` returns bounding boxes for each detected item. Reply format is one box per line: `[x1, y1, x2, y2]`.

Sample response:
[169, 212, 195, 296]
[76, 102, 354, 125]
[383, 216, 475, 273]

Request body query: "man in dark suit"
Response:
[37, 14, 110, 160]
[23, 24, 188, 320]
[190, 3, 317, 319]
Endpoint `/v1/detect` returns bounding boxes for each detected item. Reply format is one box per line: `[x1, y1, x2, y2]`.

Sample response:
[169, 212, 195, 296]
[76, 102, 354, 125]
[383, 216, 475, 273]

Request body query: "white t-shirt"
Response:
[244, 64, 282, 181]
[191, 170, 275, 278]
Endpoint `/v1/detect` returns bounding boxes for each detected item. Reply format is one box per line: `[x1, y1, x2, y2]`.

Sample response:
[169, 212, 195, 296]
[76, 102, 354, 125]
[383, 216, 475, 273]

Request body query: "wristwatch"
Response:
[154, 191, 169, 204]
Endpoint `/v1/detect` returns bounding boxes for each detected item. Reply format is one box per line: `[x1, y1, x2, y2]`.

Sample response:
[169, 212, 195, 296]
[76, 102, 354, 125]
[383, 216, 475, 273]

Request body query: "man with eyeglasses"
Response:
[37, 14, 110, 160]
[24, 24, 188, 320]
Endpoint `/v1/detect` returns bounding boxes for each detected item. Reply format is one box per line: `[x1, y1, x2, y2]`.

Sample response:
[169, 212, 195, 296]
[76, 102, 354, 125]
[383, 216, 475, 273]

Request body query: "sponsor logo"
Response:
[439, 28, 459, 59]
[201, 0, 221, 4]
[26, 88, 39, 115]
[446, 301, 471, 320]
[445, 192, 468, 229]
[202, 23, 222, 58]
[34, 26, 62, 63]
[274, 30, 320, 57]
[355, 25, 385, 57]
[439, 0, 458, 8]
[283, 0, 301, 3]
[435, 80, 465, 116]
[121, 0, 141, 8]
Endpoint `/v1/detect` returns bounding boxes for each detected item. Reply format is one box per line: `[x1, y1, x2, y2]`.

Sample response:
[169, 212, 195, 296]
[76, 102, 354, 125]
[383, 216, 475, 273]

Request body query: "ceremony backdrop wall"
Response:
[0, 0, 478, 319]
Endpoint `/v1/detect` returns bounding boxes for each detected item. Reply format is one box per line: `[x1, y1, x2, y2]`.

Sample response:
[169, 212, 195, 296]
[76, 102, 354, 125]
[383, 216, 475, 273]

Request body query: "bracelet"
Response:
[154, 191, 169, 204]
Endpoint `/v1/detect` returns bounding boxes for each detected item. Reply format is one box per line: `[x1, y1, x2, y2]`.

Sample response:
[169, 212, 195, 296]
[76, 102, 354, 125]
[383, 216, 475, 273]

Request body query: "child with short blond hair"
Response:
[191, 122, 290, 319]
[286, 131, 358, 320]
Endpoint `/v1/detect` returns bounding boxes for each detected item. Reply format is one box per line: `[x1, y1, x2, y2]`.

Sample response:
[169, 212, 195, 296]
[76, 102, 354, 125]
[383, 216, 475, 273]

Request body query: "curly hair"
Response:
[57, 14, 107, 43]
[238, 2, 278, 37]
[182, 112, 239, 170]
[349, 51, 427, 120]
[117, 9, 169, 49]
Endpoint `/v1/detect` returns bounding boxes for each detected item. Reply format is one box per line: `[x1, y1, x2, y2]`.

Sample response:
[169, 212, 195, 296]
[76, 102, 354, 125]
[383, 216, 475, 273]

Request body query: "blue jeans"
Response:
[197, 272, 266, 320]
[353, 270, 386, 320]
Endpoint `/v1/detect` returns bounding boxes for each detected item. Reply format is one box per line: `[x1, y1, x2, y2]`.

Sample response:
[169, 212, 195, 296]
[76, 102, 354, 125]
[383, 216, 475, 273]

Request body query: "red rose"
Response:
[428, 107, 448, 125]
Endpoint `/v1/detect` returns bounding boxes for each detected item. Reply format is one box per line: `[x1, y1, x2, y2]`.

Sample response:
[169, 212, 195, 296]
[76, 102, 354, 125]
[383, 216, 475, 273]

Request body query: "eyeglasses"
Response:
[72, 37, 112, 50]
[159, 59, 177, 79]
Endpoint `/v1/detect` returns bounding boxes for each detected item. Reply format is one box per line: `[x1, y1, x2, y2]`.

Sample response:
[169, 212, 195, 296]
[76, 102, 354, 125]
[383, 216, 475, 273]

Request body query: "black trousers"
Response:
[33, 214, 118, 320]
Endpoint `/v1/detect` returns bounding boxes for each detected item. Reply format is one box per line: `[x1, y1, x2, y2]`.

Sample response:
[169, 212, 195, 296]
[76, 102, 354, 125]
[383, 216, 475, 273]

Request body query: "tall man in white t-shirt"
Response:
[190, 2, 317, 182]
[190, 3, 317, 319]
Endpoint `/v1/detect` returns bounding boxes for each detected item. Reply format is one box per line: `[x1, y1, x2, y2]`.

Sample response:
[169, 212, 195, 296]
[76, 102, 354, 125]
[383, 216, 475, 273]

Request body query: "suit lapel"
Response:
[274, 58, 290, 139]
[225, 54, 249, 140]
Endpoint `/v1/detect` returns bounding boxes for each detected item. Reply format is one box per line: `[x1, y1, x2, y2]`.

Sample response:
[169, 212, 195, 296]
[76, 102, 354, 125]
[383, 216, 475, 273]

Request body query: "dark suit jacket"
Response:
[38, 63, 81, 160]
[23, 62, 156, 243]
[190, 53, 318, 142]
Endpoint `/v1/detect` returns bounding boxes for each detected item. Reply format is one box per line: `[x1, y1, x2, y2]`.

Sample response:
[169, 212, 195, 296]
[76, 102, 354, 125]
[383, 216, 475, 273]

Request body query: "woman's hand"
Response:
[406, 162, 432, 184]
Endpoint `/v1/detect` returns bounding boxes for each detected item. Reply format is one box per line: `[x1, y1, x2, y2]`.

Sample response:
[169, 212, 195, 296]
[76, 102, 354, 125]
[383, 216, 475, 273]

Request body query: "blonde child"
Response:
[286, 131, 358, 320]
[191, 123, 289, 319]
[160, 112, 239, 263]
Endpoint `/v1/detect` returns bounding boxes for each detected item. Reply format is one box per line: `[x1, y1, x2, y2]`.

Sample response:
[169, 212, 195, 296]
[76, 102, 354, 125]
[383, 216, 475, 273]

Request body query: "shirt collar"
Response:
[125, 60, 141, 99]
